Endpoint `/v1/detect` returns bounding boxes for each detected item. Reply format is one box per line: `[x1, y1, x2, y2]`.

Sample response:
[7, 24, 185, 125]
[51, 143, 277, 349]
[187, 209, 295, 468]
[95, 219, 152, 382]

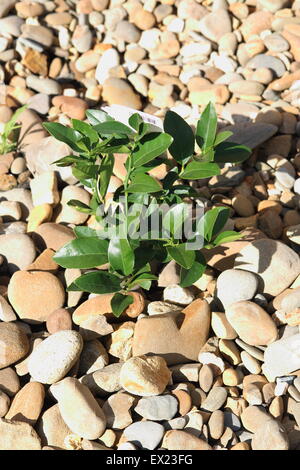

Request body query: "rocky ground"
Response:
[2, 0, 300, 452]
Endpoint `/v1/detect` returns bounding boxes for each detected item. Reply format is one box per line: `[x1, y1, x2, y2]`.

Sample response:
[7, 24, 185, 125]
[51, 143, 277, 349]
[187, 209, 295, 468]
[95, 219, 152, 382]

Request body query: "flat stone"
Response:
[21, 24, 54, 48]
[5, 382, 44, 426]
[252, 418, 289, 450]
[120, 355, 171, 397]
[234, 239, 300, 296]
[0, 368, 20, 397]
[124, 421, 164, 450]
[263, 334, 300, 380]
[102, 391, 135, 429]
[246, 54, 286, 78]
[102, 78, 142, 110]
[163, 430, 212, 450]
[36, 404, 72, 449]
[28, 331, 83, 384]
[132, 299, 211, 365]
[201, 387, 228, 412]
[0, 15, 23, 36]
[0, 322, 30, 369]
[26, 75, 62, 95]
[80, 363, 123, 397]
[32, 223, 75, 252]
[197, 9, 231, 42]
[0, 232, 35, 272]
[135, 395, 178, 421]
[222, 122, 278, 149]
[0, 419, 41, 450]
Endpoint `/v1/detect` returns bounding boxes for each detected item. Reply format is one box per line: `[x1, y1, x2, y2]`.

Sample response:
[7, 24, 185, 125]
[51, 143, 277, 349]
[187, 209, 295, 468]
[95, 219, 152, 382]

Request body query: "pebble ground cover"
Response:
[2, 0, 300, 452]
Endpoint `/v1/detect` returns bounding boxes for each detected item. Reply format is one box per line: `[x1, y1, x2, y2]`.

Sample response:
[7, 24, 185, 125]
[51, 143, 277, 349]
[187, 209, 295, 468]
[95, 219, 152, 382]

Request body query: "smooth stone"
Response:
[216, 269, 258, 308]
[0, 233, 35, 273]
[102, 78, 142, 110]
[32, 223, 75, 252]
[8, 271, 65, 323]
[95, 48, 120, 85]
[197, 9, 231, 42]
[0, 322, 29, 369]
[25, 136, 76, 184]
[0, 368, 20, 397]
[0, 294, 16, 322]
[26, 76, 61, 96]
[201, 387, 228, 412]
[229, 80, 265, 96]
[79, 339, 108, 375]
[257, 0, 290, 13]
[241, 405, 273, 433]
[120, 356, 171, 397]
[18, 109, 48, 149]
[36, 404, 72, 449]
[163, 430, 212, 450]
[246, 54, 286, 78]
[124, 421, 164, 450]
[234, 239, 300, 296]
[252, 419, 289, 450]
[135, 395, 178, 421]
[0, 390, 10, 417]
[28, 331, 83, 384]
[0, 188, 33, 219]
[147, 301, 181, 316]
[0, 419, 41, 450]
[222, 122, 278, 149]
[264, 33, 289, 52]
[225, 301, 278, 346]
[132, 299, 211, 366]
[163, 284, 195, 305]
[5, 382, 44, 426]
[50, 377, 107, 440]
[0, 15, 23, 36]
[21, 24, 53, 47]
[0, 0, 16, 18]
[46, 308, 72, 334]
[80, 363, 123, 397]
[263, 334, 300, 380]
[102, 391, 135, 429]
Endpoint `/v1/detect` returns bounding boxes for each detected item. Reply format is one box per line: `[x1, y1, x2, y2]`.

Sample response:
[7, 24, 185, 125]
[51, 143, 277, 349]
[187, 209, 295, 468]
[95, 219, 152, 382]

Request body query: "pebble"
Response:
[32, 222, 75, 252]
[26, 75, 62, 95]
[135, 395, 178, 421]
[163, 430, 212, 450]
[132, 299, 211, 365]
[37, 404, 72, 449]
[211, 312, 237, 340]
[0, 233, 35, 273]
[8, 270, 65, 323]
[201, 387, 228, 412]
[5, 382, 45, 426]
[28, 331, 83, 384]
[123, 421, 164, 450]
[46, 308, 72, 335]
[163, 284, 194, 305]
[263, 334, 300, 381]
[80, 363, 123, 397]
[0, 419, 41, 450]
[0, 390, 10, 418]
[79, 339, 108, 375]
[102, 391, 135, 429]
[225, 301, 278, 346]
[252, 418, 289, 450]
[198, 9, 231, 43]
[56, 185, 90, 225]
[234, 239, 300, 296]
[216, 269, 258, 308]
[102, 77, 142, 109]
[0, 322, 29, 369]
[120, 355, 171, 397]
[0, 368, 20, 397]
[50, 377, 107, 440]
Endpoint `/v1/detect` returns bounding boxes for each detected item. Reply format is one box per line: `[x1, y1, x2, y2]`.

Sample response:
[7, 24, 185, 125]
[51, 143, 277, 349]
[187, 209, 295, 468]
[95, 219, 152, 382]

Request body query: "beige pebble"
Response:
[211, 312, 237, 340]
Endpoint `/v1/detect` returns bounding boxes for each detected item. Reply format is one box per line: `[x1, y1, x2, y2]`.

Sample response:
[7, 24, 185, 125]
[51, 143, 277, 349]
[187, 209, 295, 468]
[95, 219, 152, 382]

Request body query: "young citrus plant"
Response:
[43, 103, 251, 317]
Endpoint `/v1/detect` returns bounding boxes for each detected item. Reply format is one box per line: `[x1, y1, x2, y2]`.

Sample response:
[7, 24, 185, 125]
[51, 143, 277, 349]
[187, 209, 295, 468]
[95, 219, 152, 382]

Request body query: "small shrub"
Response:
[43, 103, 251, 317]
[0, 105, 27, 155]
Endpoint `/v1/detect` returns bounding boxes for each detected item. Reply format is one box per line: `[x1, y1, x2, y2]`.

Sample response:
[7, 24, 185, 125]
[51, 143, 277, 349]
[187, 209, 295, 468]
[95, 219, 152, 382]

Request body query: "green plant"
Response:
[0, 105, 27, 154]
[43, 103, 251, 317]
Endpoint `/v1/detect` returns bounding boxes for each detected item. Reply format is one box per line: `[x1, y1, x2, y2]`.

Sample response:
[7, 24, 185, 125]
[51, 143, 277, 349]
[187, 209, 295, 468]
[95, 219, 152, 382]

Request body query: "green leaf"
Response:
[53, 238, 109, 268]
[196, 102, 217, 156]
[5, 104, 27, 139]
[98, 154, 115, 201]
[108, 237, 134, 276]
[180, 161, 220, 179]
[53, 155, 82, 167]
[132, 132, 172, 168]
[164, 110, 195, 162]
[74, 226, 98, 238]
[43, 122, 83, 152]
[127, 174, 161, 193]
[128, 113, 143, 131]
[213, 230, 243, 246]
[71, 119, 99, 144]
[197, 206, 230, 242]
[111, 293, 134, 318]
[163, 169, 178, 190]
[93, 121, 135, 135]
[67, 271, 121, 294]
[214, 141, 251, 163]
[214, 131, 233, 147]
[180, 251, 206, 288]
[162, 203, 189, 238]
[86, 109, 114, 125]
[128, 272, 157, 290]
[67, 199, 93, 214]
[167, 243, 195, 269]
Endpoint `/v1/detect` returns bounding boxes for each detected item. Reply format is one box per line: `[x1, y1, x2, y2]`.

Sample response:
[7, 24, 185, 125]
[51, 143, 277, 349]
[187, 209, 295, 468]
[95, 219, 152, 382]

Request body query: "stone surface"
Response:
[263, 334, 300, 380]
[234, 239, 300, 296]
[50, 377, 106, 440]
[252, 418, 289, 450]
[123, 421, 164, 450]
[135, 395, 178, 421]
[216, 269, 258, 308]
[28, 331, 83, 384]
[163, 430, 212, 450]
[120, 356, 171, 396]
[132, 299, 211, 365]
[225, 301, 278, 346]
[0, 322, 29, 369]
[8, 270, 65, 323]
[5, 382, 45, 426]
[0, 419, 41, 450]
[0, 233, 35, 273]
